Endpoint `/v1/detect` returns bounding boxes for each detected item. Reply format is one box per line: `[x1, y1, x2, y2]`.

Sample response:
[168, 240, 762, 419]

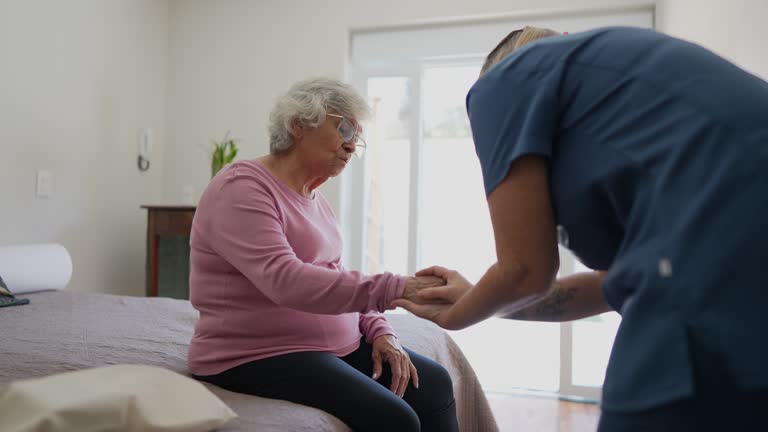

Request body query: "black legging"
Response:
[194, 338, 459, 432]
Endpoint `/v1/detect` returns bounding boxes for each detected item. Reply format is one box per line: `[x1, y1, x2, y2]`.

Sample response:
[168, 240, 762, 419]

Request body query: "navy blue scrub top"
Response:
[467, 27, 768, 412]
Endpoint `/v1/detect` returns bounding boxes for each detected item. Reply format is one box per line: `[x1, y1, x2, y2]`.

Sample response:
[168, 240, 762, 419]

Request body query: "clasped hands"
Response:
[391, 266, 473, 330]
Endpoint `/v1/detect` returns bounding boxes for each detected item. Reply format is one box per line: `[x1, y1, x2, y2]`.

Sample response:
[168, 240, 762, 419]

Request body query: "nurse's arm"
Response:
[500, 271, 613, 322]
[432, 155, 561, 330]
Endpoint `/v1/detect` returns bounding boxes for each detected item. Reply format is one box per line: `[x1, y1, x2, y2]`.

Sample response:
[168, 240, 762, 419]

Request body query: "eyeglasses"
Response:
[327, 113, 367, 159]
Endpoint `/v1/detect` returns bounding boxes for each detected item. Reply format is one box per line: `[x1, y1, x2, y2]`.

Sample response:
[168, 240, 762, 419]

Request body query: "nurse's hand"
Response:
[391, 298, 460, 329]
[412, 266, 473, 304]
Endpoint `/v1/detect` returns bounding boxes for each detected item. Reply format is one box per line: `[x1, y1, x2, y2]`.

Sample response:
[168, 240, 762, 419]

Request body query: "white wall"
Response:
[0, 0, 168, 295]
[166, 0, 768, 215]
[164, 0, 652, 213]
[658, 0, 768, 81]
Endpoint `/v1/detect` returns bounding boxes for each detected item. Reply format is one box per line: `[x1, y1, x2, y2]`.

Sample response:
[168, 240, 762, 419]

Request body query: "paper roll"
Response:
[0, 244, 73, 294]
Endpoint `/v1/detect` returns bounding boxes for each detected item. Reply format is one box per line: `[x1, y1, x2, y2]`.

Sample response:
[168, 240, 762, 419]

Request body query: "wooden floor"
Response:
[486, 392, 601, 432]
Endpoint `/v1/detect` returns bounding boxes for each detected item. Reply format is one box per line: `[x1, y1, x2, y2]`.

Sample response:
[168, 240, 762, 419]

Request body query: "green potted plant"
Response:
[211, 131, 239, 178]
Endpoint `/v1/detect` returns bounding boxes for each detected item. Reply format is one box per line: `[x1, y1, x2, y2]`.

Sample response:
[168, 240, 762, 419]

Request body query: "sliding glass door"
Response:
[348, 61, 617, 398]
[345, 6, 653, 399]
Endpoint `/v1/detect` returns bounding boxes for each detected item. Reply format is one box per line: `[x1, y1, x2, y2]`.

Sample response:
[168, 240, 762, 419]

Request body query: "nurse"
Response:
[393, 26, 768, 430]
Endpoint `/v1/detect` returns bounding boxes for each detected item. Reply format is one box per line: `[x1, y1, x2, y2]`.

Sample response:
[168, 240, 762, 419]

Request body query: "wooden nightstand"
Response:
[141, 205, 196, 298]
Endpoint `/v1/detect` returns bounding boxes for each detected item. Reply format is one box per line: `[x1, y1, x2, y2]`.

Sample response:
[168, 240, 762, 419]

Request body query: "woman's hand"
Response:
[401, 275, 447, 304]
[371, 335, 419, 397]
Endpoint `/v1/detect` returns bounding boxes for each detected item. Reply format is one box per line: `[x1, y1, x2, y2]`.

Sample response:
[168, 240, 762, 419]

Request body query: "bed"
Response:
[0, 291, 498, 431]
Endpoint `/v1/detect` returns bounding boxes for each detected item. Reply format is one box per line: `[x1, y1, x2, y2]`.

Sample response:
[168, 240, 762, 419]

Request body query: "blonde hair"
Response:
[480, 26, 560, 75]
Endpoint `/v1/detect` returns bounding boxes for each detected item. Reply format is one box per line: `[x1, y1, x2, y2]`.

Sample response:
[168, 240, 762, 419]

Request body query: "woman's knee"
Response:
[416, 360, 455, 402]
[405, 359, 459, 432]
[431, 363, 455, 396]
[359, 397, 421, 432]
[386, 406, 421, 432]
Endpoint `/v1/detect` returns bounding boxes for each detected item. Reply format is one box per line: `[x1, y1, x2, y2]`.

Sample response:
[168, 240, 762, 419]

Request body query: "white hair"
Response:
[268, 78, 371, 154]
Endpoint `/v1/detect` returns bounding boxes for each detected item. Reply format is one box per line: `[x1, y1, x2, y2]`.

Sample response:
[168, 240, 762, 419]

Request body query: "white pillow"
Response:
[0, 365, 237, 432]
[0, 244, 72, 294]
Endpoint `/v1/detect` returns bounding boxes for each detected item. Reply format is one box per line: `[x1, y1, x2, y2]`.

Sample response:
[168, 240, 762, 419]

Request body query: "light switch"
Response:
[36, 170, 53, 198]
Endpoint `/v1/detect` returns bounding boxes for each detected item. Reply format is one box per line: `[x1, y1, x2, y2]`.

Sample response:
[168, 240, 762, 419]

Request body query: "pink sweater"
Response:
[187, 160, 407, 376]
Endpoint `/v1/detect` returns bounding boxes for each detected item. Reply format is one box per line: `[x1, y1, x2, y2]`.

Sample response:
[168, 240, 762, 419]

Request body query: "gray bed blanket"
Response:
[0, 291, 498, 431]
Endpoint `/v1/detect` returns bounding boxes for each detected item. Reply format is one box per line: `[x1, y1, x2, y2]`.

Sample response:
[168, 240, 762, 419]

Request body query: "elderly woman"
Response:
[187, 78, 459, 432]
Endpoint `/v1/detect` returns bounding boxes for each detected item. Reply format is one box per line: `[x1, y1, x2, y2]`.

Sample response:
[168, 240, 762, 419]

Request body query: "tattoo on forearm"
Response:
[513, 286, 578, 320]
